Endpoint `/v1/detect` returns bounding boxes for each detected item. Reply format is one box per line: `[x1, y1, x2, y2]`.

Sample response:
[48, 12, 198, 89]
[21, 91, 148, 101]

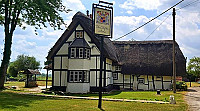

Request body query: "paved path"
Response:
[185, 87, 200, 111]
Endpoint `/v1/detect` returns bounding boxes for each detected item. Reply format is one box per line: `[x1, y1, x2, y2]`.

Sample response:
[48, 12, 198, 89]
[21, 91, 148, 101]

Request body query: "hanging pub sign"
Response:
[92, 2, 113, 38]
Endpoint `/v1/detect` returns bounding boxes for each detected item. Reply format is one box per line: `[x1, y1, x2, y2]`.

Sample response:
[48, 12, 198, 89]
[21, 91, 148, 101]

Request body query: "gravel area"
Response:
[185, 87, 200, 111]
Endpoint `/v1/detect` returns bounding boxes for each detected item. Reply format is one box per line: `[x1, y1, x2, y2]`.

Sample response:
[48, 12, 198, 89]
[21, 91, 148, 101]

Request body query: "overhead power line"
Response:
[176, 0, 200, 11]
[144, 14, 171, 41]
[114, 0, 184, 41]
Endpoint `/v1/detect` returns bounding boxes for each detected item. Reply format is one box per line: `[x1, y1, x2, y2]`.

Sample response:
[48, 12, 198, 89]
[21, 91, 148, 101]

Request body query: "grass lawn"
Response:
[67, 90, 186, 102]
[0, 91, 187, 111]
[186, 82, 200, 87]
[4, 81, 52, 88]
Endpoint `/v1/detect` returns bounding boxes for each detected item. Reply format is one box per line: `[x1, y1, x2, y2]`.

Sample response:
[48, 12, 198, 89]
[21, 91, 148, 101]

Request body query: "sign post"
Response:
[92, 1, 113, 109]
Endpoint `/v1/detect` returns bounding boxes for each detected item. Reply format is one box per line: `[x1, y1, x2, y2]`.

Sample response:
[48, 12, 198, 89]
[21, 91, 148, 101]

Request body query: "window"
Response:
[87, 49, 90, 58]
[115, 66, 121, 71]
[69, 71, 89, 83]
[84, 48, 87, 58]
[79, 48, 83, 58]
[138, 78, 144, 84]
[71, 48, 76, 58]
[156, 76, 161, 80]
[113, 73, 118, 80]
[70, 48, 91, 59]
[84, 71, 89, 82]
[76, 31, 83, 38]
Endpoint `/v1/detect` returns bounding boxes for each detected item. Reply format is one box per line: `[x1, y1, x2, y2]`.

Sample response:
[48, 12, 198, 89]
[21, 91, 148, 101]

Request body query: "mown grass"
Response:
[4, 81, 52, 88]
[68, 90, 186, 102]
[186, 82, 200, 87]
[0, 91, 187, 111]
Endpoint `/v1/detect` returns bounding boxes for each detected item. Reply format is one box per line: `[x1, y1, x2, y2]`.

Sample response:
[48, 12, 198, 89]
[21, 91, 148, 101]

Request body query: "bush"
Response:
[176, 81, 187, 91]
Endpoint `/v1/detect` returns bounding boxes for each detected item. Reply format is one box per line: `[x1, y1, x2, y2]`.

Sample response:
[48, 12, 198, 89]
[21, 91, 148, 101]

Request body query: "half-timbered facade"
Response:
[46, 12, 186, 93]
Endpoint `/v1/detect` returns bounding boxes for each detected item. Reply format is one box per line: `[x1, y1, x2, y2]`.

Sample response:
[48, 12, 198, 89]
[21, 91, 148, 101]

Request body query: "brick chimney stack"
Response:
[86, 10, 89, 17]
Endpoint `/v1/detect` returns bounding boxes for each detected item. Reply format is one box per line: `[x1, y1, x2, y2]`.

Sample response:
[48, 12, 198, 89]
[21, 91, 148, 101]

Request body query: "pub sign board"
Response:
[92, 3, 113, 38]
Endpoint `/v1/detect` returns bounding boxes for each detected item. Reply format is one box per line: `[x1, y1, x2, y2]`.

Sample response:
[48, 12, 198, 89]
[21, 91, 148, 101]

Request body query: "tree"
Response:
[0, 0, 70, 89]
[7, 62, 18, 77]
[187, 57, 200, 80]
[7, 55, 40, 77]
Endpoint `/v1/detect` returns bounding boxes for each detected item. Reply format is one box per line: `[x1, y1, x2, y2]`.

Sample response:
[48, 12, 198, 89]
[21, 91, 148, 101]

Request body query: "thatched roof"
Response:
[22, 69, 41, 75]
[46, 12, 186, 76]
[113, 40, 186, 76]
[46, 12, 118, 62]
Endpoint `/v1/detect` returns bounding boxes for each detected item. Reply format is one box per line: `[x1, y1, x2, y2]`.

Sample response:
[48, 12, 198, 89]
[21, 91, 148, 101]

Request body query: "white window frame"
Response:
[71, 48, 76, 58]
[76, 31, 83, 38]
[115, 66, 121, 71]
[79, 48, 83, 58]
[69, 71, 89, 83]
[87, 49, 90, 58]
[138, 78, 145, 84]
[113, 73, 118, 80]
[84, 48, 87, 58]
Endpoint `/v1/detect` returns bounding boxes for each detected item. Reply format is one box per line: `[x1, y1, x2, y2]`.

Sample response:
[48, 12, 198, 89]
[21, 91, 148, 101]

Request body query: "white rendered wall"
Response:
[67, 83, 90, 93]
[54, 71, 60, 86]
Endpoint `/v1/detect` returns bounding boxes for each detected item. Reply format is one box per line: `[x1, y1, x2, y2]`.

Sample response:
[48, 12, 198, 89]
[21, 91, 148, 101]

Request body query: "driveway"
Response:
[185, 87, 200, 111]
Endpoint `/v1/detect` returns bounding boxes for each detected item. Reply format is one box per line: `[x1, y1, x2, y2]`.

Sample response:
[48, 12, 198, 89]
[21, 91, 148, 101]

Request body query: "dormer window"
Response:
[70, 48, 90, 59]
[71, 48, 76, 58]
[76, 30, 83, 38]
[115, 66, 121, 71]
[79, 48, 83, 58]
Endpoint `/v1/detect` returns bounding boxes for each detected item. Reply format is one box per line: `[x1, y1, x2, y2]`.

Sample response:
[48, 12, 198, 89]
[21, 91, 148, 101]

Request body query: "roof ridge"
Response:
[72, 11, 91, 20]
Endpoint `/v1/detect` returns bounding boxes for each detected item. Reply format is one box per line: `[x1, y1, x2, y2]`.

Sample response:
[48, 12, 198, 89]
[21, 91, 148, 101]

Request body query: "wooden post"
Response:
[130, 74, 131, 90]
[172, 8, 176, 93]
[123, 74, 124, 89]
[26, 74, 29, 87]
[147, 75, 149, 90]
[46, 69, 49, 89]
[98, 36, 104, 109]
[152, 75, 155, 90]
[161, 76, 164, 90]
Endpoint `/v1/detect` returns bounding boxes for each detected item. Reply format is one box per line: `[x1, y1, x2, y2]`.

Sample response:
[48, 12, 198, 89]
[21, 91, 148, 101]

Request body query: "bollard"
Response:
[157, 90, 161, 95]
[169, 95, 176, 104]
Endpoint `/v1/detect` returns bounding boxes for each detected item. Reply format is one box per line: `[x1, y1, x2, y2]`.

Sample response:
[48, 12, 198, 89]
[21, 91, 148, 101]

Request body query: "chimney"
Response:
[89, 14, 92, 19]
[86, 10, 89, 17]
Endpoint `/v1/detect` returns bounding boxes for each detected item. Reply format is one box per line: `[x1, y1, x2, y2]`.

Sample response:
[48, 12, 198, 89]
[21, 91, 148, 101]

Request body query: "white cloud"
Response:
[120, 0, 161, 10]
[126, 10, 133, 15]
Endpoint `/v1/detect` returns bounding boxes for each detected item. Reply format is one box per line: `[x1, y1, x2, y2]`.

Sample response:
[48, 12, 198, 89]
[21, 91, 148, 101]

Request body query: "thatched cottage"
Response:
[46, 12, 186, 93]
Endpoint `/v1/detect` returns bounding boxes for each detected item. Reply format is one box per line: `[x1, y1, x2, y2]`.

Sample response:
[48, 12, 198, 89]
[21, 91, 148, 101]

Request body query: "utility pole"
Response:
[172, 8, 176, 93]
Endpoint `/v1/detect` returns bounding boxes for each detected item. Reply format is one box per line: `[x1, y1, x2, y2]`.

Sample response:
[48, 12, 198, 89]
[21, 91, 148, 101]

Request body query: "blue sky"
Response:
[0, 0, 200, 73]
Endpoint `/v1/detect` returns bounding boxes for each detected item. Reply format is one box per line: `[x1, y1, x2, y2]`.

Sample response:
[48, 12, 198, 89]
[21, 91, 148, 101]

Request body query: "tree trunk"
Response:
[0, 33, 13, 89]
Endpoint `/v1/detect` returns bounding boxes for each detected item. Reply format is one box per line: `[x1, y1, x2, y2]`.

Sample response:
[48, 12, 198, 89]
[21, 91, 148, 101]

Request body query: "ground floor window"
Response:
[138, 78, 144, 84]
[113, 73, 118, 80]
[69, 71, 89, 83]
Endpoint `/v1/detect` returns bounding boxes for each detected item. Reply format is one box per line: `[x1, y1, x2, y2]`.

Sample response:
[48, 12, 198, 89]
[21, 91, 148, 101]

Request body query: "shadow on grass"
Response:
[0, 91, 49, 110]
[66, 91, 122, 97]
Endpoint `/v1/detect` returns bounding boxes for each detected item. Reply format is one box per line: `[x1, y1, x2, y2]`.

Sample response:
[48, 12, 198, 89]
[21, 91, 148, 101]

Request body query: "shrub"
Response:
[176, 81, 187, 91]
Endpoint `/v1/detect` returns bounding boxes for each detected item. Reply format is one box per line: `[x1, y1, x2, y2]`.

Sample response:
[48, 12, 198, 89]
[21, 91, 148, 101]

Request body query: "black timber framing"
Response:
[90, 69, 112, 72]
[152, 75, 155, 90]
[147, 75, 149, 90]
[60, 56, 62, 87]
[96, 56, 98, 87]
[51, 21, 85, 59]
[52, 58, 54, 87]
[161, 76, 164, 90]
[123, 74, 125, 88]
[130, 74, 131, 90]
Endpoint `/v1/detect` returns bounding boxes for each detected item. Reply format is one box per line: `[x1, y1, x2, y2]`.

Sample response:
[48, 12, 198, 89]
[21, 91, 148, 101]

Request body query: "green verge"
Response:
[186, 82, 200, 87]
[66, 90, 186, 102]
[0, 91, 187, 111]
